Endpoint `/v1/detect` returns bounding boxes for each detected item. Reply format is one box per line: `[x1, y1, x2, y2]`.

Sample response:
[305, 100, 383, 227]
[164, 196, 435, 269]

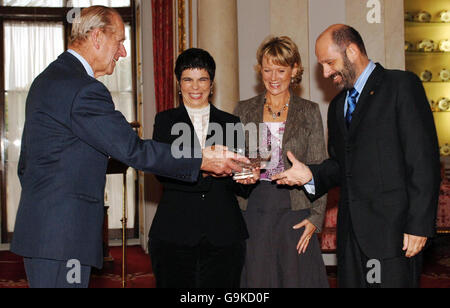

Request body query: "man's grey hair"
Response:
[70, 5, 120, 45]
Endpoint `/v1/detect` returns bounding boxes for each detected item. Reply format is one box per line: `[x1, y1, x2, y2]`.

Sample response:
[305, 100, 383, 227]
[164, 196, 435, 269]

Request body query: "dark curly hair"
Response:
[175, 48, 216, 82]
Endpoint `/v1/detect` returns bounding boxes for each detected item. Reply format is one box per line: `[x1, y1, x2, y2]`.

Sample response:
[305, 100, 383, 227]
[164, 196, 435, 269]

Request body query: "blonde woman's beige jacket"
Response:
[234, 93, 328, 231]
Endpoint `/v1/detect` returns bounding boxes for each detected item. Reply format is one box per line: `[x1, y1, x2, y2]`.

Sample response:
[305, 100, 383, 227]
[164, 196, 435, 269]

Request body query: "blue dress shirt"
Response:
[305, 60, 376, 195]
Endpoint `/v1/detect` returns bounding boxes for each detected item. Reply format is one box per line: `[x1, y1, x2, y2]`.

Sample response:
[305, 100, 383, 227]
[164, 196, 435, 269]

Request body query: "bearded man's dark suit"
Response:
[309, 63, 441, 287]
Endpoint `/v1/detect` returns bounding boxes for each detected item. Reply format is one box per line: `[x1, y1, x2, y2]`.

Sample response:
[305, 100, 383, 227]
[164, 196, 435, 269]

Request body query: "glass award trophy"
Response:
[231, 147, 271, 181]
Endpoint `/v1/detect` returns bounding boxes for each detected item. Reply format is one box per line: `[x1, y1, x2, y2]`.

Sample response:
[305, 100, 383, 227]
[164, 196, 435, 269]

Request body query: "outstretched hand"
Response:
[271, 151, 313, 186]
[201, 145, 250, 177]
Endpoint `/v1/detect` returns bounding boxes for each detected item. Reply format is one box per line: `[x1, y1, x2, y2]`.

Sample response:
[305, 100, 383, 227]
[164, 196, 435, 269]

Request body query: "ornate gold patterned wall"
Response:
[404, 0, 450, 152]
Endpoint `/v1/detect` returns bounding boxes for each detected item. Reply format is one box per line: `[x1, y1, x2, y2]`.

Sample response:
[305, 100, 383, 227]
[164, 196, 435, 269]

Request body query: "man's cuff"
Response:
[304, 178, 316, 195]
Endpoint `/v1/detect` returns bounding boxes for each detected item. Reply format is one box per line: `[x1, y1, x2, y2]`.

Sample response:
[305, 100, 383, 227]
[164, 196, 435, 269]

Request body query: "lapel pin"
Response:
[370, 91, 375, 95]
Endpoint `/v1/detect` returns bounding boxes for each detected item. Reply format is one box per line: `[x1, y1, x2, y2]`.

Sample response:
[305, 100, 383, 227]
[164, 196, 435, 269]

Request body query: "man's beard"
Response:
[331, 53, 357, 90]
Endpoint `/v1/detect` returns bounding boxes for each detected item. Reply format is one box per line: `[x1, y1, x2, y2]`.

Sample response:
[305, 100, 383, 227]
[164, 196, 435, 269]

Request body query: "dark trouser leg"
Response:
[24, 258, 91, 288]
[149, 238, 197, 288]
[379, 253, 423, 288]
[337, 225, 368, 288]
[196, 239, 245, 288]
[149, 238, 245, 288]
[338, 219, 423, 288]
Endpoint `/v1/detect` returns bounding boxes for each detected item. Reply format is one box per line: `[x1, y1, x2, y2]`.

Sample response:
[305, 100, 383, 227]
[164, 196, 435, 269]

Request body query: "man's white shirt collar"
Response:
[67, 49, 95, 78]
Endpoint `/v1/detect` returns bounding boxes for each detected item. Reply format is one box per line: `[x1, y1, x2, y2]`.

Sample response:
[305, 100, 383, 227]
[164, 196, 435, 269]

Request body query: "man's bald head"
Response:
[318, 24, 367, 57]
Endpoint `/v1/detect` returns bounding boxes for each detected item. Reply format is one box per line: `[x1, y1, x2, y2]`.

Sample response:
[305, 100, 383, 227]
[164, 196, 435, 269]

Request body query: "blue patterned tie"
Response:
[345, 88, 359, 127]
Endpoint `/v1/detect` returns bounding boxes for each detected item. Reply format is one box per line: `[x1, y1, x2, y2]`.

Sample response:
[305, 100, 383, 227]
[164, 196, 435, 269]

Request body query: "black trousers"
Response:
[149, 237, 245, 288]
[23, 257, 91, 288]
[338, 218, 423, 288]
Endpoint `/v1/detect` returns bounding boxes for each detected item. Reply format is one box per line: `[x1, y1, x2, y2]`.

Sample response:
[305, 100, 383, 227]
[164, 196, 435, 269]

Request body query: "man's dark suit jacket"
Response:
[11, 52, 201, 269]
[309, 64, 441, 260]
[149, 104, 249, 247]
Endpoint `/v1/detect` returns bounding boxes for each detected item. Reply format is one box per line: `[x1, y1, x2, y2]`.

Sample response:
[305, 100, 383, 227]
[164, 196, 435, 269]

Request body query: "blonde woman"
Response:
[234, 36, 329, 288]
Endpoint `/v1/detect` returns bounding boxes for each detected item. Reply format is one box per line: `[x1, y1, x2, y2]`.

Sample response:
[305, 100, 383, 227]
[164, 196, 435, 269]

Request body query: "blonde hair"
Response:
[256, 36, 304, 84]
[70, 6, 120, 45]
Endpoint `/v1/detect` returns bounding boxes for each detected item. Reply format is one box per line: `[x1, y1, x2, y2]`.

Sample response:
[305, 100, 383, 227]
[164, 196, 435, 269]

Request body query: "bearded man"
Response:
[273, 24, 441, 288]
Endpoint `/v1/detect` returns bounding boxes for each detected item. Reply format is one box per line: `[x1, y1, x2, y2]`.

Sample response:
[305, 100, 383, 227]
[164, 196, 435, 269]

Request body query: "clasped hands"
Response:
[200, 145, 260, 184]
[271, 151, 427, 258]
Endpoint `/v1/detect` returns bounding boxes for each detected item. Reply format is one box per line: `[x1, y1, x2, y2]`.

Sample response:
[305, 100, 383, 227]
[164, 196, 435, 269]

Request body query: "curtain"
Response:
[1, 0, 130, 7]
[152, 0, 175, 113]
[69, 0, 130, 7]
[1, 0, 63, 6]
[4, 22, 65, 232]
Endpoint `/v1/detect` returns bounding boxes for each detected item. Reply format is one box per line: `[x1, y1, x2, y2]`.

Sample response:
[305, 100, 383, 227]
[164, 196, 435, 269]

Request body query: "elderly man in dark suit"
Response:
[11, 6, 247, 288]
[273, 24, 441, 288]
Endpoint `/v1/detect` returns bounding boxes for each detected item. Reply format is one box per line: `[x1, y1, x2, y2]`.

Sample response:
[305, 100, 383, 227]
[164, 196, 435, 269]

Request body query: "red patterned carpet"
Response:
[0, 246, 155, 288]
[1, 236, 450, 288]
[420, 235, 450, 288]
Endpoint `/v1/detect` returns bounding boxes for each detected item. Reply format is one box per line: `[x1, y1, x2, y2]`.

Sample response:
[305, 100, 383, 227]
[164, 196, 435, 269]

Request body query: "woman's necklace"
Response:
[264, 97, 290, 119]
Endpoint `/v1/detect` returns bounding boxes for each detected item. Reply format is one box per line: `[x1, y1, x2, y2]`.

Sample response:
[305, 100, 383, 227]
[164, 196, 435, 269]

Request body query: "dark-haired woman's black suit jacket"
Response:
[149, 104, 249, 247]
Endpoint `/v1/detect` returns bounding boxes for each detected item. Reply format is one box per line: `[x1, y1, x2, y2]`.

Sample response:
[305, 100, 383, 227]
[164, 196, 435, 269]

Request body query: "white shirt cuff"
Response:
[304, 178, 316, 195]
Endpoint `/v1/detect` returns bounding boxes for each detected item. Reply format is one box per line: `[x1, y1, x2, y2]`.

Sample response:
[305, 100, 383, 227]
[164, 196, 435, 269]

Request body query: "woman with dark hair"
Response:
[148, 48, 255, 288]
[234, 36, 329, 287]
